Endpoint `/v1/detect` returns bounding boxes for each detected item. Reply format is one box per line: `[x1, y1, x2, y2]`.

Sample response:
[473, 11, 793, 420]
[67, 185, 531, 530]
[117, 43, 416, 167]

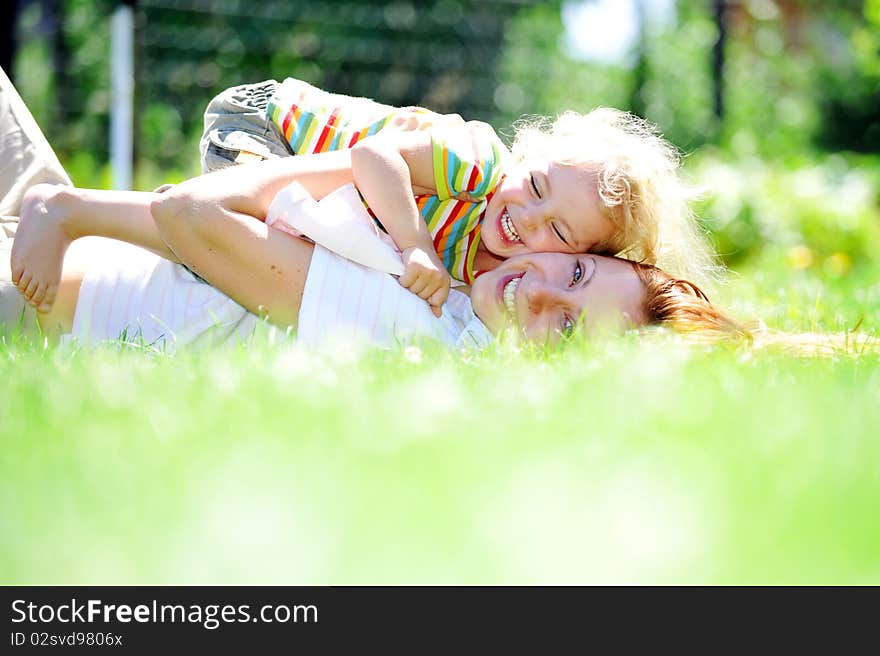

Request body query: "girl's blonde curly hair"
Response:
[510, 109, 718, 287]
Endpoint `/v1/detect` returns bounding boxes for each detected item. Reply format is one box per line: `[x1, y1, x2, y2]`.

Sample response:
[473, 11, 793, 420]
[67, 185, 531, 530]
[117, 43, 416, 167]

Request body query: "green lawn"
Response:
[3, 152, 879, 584]
[2, 254, 878, 584]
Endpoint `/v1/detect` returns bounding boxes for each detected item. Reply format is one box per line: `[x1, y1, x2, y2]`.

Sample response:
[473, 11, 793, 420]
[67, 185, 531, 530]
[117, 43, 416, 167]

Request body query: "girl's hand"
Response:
[399, 246, 451, 318]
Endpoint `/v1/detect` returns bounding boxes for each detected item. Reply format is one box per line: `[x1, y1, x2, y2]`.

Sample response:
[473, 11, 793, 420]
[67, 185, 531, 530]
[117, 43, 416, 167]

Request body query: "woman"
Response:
[6, 174, 740, 350]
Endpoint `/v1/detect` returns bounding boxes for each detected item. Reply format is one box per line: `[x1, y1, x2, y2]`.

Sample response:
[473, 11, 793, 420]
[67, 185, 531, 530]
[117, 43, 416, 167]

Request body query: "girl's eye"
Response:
[552, 222, 570, 247]
[530, 174, 541, 199]
[561, 316, 575, 338]
[570, 260, 583, 286]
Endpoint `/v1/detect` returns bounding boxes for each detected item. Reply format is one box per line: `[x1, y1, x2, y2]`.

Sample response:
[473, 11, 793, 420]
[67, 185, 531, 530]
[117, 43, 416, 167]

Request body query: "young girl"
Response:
[14, 78, 715, 316]
[202, 79, 716, 315]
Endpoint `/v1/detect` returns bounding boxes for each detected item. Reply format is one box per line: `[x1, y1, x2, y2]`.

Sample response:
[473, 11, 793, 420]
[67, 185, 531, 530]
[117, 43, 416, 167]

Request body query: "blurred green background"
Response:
[3, 1, 879, 584]
[8, 0, 880, 284]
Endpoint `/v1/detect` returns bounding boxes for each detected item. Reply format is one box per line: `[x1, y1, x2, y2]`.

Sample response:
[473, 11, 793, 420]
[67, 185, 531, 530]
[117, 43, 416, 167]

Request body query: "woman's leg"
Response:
[0, 66, 72, 216]
[0, 67, 76, 334]
[11, 184, 177, 311]
[0, 217, 40, 336]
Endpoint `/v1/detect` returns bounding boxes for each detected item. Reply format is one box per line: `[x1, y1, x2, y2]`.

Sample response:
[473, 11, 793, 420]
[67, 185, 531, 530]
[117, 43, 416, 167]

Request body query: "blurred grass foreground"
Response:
[2, 0, 880, 583]
[2, 335, 879, 584]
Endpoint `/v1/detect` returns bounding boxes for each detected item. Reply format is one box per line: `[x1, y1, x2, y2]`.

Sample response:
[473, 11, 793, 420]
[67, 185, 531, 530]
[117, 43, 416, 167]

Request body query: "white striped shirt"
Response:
[66, 239, 492, 351]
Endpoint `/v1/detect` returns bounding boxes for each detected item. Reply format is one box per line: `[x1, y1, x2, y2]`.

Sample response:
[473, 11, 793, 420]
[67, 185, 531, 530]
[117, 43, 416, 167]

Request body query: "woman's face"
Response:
[469, 252, 647, 343]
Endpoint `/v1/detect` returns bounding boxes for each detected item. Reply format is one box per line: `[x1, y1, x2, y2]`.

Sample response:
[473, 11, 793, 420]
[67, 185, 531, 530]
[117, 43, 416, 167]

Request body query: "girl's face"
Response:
[469, 252, 647, 343]
[481, 158, 617, 258]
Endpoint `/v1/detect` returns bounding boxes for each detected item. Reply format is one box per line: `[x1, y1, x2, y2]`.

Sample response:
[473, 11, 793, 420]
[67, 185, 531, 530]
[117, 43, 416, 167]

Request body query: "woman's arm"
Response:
[153, 195, 313, 327]
[150, 151, 357, 326]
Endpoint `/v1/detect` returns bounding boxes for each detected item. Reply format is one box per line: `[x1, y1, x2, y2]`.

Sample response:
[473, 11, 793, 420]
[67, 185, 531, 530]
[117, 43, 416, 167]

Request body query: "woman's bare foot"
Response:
[10, 183, 77, 313]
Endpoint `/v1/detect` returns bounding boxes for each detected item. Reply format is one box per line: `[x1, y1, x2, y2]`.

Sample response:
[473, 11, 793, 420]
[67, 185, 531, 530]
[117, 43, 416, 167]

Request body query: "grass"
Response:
[2, 151, 878, 584]
[2, 254, 879, 584]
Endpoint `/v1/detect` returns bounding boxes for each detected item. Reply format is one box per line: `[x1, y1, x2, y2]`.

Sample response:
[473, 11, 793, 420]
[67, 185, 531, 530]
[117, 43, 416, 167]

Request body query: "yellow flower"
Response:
[786, 245, 814, 270]
[824, 252, 852, 277]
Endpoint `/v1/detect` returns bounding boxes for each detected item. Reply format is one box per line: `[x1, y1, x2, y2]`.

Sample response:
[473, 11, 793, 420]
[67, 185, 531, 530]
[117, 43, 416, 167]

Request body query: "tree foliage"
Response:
[11, 0, 880, 269]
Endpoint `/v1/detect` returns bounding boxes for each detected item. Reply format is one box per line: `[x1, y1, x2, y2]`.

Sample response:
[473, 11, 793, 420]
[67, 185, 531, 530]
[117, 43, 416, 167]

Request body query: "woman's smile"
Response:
[471, 252, 651, 342]
[502, 273, 522, 320]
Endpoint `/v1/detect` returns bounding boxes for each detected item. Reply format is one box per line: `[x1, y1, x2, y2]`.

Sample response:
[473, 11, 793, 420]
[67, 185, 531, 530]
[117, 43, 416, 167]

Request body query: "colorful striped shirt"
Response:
[267, 78, 508, 283]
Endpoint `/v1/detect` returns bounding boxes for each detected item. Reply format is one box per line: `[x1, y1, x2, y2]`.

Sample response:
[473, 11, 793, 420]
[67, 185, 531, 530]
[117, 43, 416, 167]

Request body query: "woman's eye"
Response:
[530, 174, 541, 199]
[570, 260, 582, 286]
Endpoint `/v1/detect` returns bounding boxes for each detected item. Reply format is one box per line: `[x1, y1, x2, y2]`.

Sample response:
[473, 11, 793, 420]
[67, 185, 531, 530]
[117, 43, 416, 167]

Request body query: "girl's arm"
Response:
[351, 130, 449, 314]
[351, 130, 436, 253]
[62, 187, 179, 260]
